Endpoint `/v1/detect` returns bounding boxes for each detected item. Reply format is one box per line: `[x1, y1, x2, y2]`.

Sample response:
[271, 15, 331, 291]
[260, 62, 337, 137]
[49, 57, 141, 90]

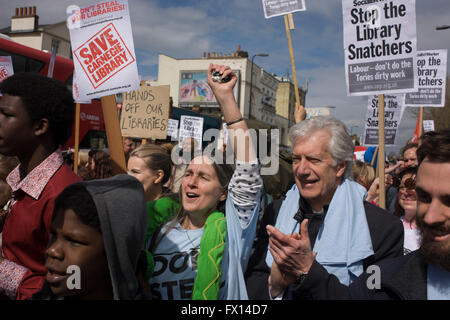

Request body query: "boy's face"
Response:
[0, 94, 35, 157]
[46, 208, 111, 299]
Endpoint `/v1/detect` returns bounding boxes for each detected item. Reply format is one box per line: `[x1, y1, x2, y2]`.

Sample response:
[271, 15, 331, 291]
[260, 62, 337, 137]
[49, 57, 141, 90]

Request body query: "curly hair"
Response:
[82, 150, 114, 181]
[0, 72, 75, 147]
[53, 183, 100, 230]
[394, 166, 418, 218]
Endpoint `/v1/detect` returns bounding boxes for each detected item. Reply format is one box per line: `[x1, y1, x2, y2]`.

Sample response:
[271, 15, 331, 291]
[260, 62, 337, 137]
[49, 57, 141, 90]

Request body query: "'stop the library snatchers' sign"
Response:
[342, 0, 418, 96]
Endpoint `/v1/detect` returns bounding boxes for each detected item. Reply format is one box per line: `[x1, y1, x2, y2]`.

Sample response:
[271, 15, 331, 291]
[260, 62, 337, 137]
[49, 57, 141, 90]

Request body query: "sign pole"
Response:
[73, 103, 81, 174]
[284, 13, 301, 106]
[418, 106, 424, 138]
[101, 95, 127, 174]
[377, 94, 386, 209]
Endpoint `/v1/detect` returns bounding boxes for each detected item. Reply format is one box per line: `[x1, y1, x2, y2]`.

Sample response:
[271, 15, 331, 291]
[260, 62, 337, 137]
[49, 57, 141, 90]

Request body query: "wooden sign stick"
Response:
[418, 106, 424, 139]
[101, 95, 127, 174]
[284, 14, 301, 106]
[377, 94, 386, 209]
[73, 103, 81, 174]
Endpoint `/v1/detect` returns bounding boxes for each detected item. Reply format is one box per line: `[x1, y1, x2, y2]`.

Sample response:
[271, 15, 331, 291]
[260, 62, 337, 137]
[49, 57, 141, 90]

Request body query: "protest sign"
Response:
[423, 120, 435, 132]
[0, 56, 14, 92]
[167, 119, 179, 140]
[363, 94, 404, 146]
[179, 116, 204, 151]
[67, 0, 139, 101]
[354, 145, 368, 162]
[120, 85, 170, 139]
[222, 122, 229, 146]
[404, 49, 447, 107]
[262, 0, 306, 19]
[342, 0, 417, 96]
[306, 107, 331, 119]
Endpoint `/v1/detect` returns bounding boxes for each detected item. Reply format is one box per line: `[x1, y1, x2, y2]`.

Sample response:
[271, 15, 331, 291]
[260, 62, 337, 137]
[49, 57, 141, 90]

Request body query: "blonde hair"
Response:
[129, 144, 173, 185]
[351, 161, 375, 190]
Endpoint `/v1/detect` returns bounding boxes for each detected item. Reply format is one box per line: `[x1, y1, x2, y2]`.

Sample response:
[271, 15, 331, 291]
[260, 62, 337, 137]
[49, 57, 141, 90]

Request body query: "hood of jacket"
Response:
[82, 174, 148, 300]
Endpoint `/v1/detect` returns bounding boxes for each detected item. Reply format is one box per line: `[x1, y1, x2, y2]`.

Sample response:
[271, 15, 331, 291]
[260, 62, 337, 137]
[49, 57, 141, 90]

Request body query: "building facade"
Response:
[0, 7, 71, 59]
[152, 49, 307, 148]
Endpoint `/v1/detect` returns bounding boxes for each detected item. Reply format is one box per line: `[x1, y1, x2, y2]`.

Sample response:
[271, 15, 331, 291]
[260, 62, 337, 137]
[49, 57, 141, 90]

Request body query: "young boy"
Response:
[32, 175, 148, 300]
[0, 73, 82, 299]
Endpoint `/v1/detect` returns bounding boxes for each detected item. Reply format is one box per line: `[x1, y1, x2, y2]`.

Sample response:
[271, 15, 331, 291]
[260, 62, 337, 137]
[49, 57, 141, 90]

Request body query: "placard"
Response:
[262, 0, 306, 19]
[363, 94, 405, 146]
[305, 107, 331, 119]
[423, 120, 435, 132]
[342, 0, 417, 96]
[120, 85, 170, 139]
[167, 119, 179, 140]
[179, 115, 204, 151]
[404, 49, 447, 107]
[0, 56, 14, 83]
[67, 0, 139, 101]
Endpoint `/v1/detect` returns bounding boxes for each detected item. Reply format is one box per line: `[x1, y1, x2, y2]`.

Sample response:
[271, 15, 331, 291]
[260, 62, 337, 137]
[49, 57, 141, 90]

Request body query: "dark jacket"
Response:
[32, 175, 148, 300]
[245, 195, 404, 300]
[298, 250, 428, 300]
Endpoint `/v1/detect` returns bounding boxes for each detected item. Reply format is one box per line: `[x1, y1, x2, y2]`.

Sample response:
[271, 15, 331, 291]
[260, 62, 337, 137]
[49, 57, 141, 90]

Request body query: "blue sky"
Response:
[1, 0, 449, 154]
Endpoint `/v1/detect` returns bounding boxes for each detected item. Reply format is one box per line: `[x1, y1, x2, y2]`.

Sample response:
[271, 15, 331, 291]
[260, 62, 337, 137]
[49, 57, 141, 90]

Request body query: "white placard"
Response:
[0, 56, 14, 96]
[167, 119, 179, 140]
[423, 120, 435, 132]
[404, 49, 447, 107]
[262, 0, 306, 19]
[363, 94, 405, 146]
[179, 115, 203, 150]
[0, 56, 14, 83]
[342, 0, 417, 96]
[305, 107, 331, 119]
[222, 122, 229, 145]
[67, 0, 139, 101]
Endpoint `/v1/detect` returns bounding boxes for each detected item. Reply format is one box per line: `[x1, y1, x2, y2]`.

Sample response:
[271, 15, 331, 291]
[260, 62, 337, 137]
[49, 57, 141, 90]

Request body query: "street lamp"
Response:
[249, 53, 269, 119]
[436, 25, 450, 30]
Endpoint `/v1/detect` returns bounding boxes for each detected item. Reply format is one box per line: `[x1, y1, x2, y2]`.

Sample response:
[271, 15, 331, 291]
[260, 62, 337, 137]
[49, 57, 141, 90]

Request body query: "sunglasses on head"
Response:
[399, 177, 416, 190]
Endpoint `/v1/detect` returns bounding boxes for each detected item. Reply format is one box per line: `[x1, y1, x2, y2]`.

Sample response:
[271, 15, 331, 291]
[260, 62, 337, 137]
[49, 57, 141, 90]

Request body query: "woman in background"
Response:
[394, 166, 420, 255]
[80, 149, 114, 181]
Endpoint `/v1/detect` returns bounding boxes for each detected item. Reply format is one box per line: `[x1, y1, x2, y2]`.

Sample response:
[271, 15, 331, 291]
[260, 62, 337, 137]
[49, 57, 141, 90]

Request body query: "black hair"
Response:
[0, 72, 75, 147]
[417, 129, 450, 164]
[53, 183, 101, 230]
[401, 142, 418, 157]
[393, 166, 418, 218]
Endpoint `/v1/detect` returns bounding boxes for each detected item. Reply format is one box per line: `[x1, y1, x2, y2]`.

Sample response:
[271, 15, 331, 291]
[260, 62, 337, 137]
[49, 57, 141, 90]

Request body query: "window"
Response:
[51, 39, 60, 54]
[0, 49, 45, 73]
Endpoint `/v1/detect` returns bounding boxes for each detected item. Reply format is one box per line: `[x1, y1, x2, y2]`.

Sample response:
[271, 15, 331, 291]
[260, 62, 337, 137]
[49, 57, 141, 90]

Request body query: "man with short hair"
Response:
[0, 73, 82, 300]
[402, 143, 418, 168]
[123, 137, 136, 163]
[245, 116, 403, 300]
[281, 129, 450, 300]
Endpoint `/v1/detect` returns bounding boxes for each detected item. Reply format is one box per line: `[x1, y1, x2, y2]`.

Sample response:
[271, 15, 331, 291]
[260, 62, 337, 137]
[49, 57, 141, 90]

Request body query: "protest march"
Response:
[0, 0, 448, 312]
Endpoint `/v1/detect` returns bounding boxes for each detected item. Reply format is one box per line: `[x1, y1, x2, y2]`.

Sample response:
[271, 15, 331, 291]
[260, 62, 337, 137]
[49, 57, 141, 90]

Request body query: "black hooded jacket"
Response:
[32, 175, 148, 300]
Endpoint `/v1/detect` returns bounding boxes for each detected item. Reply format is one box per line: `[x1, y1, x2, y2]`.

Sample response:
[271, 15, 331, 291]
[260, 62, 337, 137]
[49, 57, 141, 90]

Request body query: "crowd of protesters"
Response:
[0, 69, 448, 301]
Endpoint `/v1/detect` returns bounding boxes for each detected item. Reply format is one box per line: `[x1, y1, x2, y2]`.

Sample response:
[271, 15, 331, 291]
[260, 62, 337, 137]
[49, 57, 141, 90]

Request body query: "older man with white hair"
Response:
[245, 116, 404, 300]
[273, 128, 450, 300]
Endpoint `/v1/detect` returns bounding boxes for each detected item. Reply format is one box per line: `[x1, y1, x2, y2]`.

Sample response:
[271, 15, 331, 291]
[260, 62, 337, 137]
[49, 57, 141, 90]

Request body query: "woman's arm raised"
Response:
[207, 63, 256, 164]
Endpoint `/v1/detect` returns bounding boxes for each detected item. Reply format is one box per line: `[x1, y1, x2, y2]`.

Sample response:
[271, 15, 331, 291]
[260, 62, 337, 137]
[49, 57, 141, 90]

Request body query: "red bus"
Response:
[0, 37, 106, 149]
